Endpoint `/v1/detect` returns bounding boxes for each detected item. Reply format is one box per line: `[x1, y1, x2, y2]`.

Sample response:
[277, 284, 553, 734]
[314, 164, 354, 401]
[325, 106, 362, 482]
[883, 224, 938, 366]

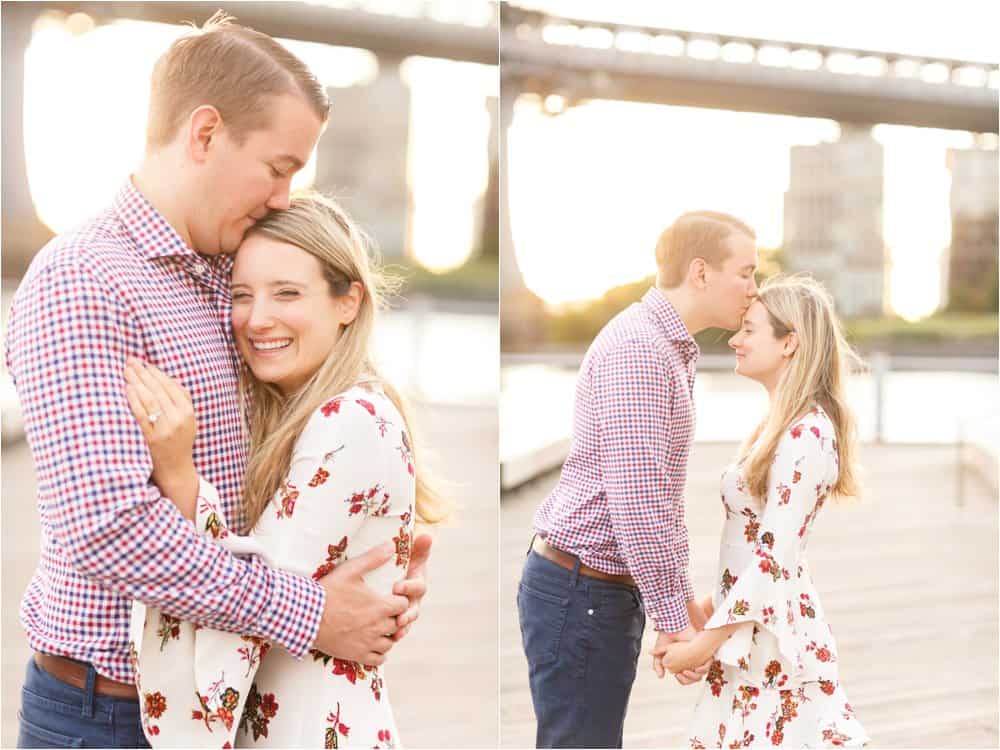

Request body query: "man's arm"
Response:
[9, 261, 323, 657]
[592, 339, 693, 635]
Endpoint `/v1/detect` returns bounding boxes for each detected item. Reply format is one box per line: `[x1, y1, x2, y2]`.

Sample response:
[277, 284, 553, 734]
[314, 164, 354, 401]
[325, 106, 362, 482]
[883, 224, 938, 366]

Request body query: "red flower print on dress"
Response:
[309, 445, 345, 487]
[331, 658, 374, 685]
[741, 508, 760, 543]
[760, 531, 775, 549]
[720, 568, 738, 597]
[145, 691, 167, 719]
[706, 660, 727, 697]
[312, 536, 349, 580]
[374, 728, 394, 748]
[397, 430, 415, 476]
[819, 679, 836, 695]
[325, 703, 350, 748]
[355, 398, 376, 416]
[761, 605, 777, 625]
[199, 496, 230, 539]
[192, 676, 239, 733]
[238, 682, 278, 741]
[276, 481, 299, 519]
[799, 593, 816, 618]
[775, 483, 792, 505]
[727, 730, 755, 748]
[805, 640, 836, 663]
[690, 737, 707, 749]
[370, 672, 384, 702]
[238, 635, 271, 677]
[345, 484, 390, 517]
[321, 398, 343, 416]
[790, 424, 803, 439]
[731, 685, 759, 719]
[157, 613, 181, 650]
[810, 426, 821, 439]
[393, 525, 412, 567]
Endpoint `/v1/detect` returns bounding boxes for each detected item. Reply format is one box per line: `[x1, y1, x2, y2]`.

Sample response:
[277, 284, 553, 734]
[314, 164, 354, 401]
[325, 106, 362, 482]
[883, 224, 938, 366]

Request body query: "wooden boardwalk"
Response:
[2, 403, 499, 749]
[501, 443, 999, 748]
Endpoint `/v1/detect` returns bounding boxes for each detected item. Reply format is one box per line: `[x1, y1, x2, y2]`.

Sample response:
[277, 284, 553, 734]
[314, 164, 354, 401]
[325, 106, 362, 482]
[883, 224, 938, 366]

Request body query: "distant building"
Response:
[313, 64, 411, 258]
[946, 146, 999, 313]
[783, 126, 886, 318]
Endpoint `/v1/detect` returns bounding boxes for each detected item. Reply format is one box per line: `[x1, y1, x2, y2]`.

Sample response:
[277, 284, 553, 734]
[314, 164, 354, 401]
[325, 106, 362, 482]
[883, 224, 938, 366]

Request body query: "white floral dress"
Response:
[688, 406, 869, 749]
[129, 385, 415, 749]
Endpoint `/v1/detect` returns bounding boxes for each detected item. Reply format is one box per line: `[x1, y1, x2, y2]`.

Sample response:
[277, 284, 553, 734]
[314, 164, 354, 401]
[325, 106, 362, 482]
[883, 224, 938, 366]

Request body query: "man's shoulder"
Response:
[25, 208, 135, 284]
[585, 305, 669, 369]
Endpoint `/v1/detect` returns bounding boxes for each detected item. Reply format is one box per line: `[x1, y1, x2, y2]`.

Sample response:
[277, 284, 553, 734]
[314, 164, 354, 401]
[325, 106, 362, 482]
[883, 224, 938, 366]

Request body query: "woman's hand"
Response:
[662, 636, 713, 675]
[124, 358, 199, 518]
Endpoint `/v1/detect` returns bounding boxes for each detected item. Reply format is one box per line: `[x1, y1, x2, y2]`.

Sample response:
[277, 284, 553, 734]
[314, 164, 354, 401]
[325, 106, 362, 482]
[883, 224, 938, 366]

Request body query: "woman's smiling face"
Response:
[231, 235, 356, 396]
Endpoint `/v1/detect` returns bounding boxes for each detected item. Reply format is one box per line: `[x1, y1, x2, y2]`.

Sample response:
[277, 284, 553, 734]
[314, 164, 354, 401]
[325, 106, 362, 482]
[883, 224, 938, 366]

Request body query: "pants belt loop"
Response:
[570, 556, 581, 587]
[81, 664, 96, 718]
[526, 532, 537, 557]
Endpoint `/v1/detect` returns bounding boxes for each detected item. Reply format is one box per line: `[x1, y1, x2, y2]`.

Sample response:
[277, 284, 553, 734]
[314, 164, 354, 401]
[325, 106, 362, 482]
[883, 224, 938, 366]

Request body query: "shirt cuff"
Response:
[254, 569, 326, 659]
[651, 593, 693, 633]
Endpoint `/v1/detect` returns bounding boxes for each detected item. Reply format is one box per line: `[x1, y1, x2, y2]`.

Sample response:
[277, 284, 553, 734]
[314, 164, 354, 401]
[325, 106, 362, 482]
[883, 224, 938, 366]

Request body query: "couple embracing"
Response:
[7, 14, 449, 749]
[517, 212, 871, 748]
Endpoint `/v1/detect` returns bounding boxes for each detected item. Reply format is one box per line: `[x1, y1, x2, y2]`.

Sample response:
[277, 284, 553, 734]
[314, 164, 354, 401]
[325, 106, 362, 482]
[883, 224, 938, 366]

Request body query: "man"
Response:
[517, 211, 759, 748]
[6, 15, 430, 748]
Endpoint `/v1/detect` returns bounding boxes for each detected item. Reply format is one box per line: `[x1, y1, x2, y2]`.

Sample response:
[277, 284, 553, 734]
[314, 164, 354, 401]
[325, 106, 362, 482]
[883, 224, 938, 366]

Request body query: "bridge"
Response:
[500, 4, 997, 133]
[2, 1, 498, 273]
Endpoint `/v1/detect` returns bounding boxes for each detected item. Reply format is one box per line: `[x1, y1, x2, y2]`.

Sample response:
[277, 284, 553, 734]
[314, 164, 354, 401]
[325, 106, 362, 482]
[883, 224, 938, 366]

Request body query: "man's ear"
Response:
[187, 105, 223, 163]
[689, 257, 708, 290]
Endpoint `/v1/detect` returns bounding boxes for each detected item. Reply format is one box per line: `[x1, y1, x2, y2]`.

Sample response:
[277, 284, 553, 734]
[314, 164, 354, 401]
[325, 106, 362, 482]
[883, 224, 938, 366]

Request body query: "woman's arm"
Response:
[663, 621, 741, 673]
[124, 358, 199, 519]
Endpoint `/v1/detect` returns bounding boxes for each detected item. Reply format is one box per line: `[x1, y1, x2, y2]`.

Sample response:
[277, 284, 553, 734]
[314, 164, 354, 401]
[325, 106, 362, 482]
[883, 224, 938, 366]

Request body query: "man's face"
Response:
[704, 232, 759, 331]
[190, 93, 324, 256]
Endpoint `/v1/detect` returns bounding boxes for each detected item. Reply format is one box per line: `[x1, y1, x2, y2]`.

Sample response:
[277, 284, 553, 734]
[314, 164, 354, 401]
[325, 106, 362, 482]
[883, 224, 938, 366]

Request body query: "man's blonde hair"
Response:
[655, 210, 756, 288]
[146, 11, 330, 149]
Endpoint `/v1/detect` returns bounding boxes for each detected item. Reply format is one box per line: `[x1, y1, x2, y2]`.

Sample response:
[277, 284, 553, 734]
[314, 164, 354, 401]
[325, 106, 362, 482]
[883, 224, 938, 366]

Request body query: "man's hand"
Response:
[312, 542, 408, 666]
[651, 626, 708, 684]
[390, 533, 433, 642]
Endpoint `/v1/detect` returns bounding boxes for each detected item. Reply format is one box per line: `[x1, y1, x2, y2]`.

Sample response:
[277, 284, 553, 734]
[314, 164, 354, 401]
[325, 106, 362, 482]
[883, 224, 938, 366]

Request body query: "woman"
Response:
[662, 275, 870, 748]
[122, 192, 449, 748]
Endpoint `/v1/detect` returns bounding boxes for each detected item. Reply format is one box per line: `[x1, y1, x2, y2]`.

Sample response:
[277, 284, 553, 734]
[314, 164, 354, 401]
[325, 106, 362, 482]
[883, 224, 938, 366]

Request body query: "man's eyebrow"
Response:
[275, 154, 305, 169]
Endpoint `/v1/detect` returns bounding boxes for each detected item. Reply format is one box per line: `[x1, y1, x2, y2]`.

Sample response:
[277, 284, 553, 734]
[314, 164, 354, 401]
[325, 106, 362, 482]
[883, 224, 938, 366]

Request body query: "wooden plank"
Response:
[501, 443, 999, 748]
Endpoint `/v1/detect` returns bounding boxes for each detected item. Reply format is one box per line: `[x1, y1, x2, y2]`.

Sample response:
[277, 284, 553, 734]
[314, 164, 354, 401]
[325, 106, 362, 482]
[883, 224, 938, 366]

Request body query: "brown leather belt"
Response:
[34, 653, 138, 700]
[532, 537, 637, 587]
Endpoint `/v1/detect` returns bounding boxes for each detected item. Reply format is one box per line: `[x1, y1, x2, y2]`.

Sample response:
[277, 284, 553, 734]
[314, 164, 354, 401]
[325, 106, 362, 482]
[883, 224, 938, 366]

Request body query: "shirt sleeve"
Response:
[131, 396, 414, 747]
[592, 338, 693, 633]
[10, 260, 323, 658]
[703, 416, 836, 677]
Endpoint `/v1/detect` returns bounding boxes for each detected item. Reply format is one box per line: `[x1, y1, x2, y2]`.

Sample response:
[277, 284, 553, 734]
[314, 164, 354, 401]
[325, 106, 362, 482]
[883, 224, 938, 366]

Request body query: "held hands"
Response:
[652, 628, 713, 683]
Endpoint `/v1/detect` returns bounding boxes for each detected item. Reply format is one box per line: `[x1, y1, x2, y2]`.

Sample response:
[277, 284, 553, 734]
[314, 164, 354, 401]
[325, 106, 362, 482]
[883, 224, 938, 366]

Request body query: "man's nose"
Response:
[266, 182, 291, 212]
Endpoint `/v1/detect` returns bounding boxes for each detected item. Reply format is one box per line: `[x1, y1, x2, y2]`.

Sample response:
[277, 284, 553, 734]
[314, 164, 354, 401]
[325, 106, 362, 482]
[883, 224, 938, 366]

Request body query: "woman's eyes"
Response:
[231, 290, 300, 300]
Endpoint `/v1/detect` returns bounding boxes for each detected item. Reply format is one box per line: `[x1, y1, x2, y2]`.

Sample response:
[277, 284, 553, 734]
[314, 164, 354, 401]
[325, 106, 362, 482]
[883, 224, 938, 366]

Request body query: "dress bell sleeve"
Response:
[702, 417, 837, 678]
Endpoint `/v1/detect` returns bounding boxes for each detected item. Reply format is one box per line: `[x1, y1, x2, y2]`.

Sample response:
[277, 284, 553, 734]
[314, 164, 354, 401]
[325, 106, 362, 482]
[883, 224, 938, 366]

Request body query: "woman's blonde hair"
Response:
[738, 274, 861, 502]
[238, 191, 450, 530]
[146, 11, 329, 149]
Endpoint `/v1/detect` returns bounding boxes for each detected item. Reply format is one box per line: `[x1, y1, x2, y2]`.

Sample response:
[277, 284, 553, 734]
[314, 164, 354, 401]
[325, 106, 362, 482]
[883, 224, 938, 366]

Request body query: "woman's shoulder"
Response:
[780, 405, 836, 452]
[302, 383, 402, 439]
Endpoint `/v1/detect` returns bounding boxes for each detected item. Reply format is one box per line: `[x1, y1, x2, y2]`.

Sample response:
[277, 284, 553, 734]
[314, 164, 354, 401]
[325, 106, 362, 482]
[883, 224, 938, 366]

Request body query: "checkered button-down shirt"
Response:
[534, 287, 698, 632]
[5, 181, 325, 683]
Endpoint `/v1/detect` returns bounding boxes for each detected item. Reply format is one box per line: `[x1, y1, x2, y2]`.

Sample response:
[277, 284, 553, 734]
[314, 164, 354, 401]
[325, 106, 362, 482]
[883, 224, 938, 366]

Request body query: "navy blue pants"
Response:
[17, 656, 150, 749]
[517, 548, 645, 748]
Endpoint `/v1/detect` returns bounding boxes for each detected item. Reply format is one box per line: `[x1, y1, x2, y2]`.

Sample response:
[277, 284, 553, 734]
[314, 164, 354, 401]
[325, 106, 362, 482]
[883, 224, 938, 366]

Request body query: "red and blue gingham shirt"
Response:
[534, 287, 698, 632]
[5, 181, 325, 683]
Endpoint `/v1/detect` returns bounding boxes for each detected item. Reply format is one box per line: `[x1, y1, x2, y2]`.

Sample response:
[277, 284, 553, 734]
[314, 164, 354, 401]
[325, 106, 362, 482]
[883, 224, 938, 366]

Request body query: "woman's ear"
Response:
[783, 331, 799, 357]
[338, 281, 365, 326]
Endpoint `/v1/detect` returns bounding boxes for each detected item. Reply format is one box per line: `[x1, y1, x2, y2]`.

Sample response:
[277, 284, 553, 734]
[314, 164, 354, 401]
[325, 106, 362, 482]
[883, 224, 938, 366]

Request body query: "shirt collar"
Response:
[642, 287, 700, 364]
[113, 179, 201, 262]
[113, 180, 234, 291]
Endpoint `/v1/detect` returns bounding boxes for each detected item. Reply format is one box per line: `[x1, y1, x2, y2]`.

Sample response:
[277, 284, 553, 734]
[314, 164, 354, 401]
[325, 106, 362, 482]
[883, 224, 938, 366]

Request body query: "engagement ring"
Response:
[148, 411, 162, 425]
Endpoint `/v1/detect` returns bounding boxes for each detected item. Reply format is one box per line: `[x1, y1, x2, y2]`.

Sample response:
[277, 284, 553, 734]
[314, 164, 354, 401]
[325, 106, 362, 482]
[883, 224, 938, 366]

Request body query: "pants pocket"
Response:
[517, 581, 570, 668]
[16, 710, 85, 749]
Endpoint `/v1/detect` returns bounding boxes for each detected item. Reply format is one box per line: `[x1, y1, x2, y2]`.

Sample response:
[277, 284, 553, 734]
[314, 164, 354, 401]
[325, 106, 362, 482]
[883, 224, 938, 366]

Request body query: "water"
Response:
[500, 364, 999, 463]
